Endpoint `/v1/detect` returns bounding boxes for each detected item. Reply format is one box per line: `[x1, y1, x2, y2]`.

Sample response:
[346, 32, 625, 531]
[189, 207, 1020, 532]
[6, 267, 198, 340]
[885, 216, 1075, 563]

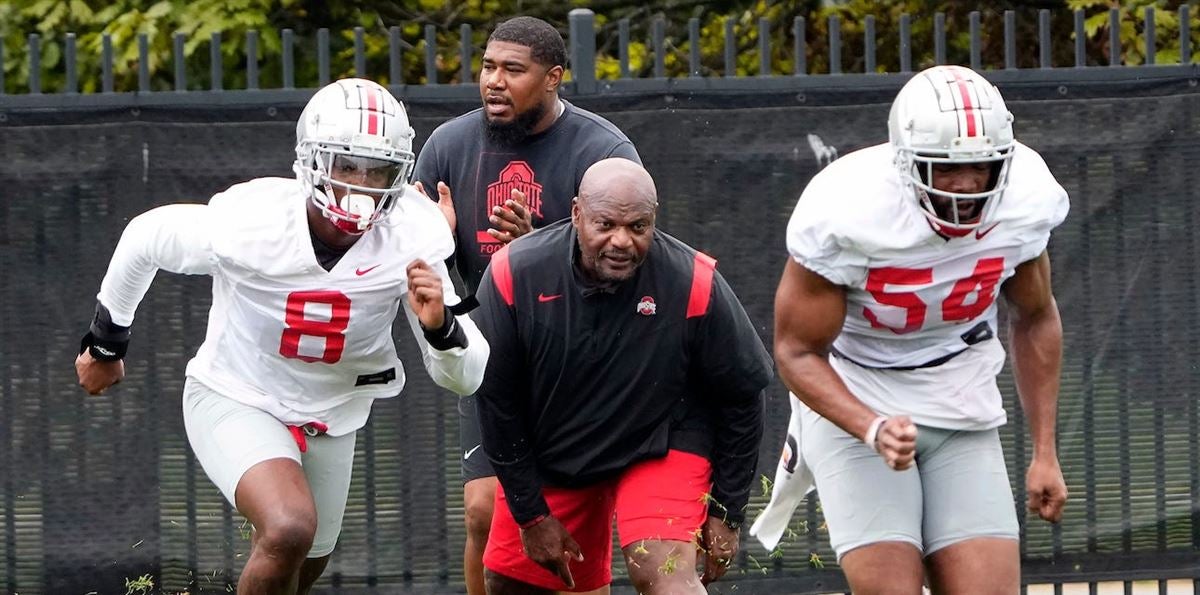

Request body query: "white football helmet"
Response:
[294, 78, 416, 234]
[888, 65, 1014, 236]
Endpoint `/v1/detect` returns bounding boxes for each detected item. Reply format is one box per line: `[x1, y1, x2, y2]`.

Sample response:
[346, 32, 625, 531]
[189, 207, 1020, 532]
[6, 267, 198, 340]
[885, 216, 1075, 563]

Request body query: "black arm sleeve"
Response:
[473, 264, 550, 525]
[694, 271, 772, 524]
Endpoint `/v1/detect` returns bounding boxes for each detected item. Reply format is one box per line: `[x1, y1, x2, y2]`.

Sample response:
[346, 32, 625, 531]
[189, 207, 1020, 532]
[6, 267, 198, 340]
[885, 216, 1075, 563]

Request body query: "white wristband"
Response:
[863, 416, 888, 453]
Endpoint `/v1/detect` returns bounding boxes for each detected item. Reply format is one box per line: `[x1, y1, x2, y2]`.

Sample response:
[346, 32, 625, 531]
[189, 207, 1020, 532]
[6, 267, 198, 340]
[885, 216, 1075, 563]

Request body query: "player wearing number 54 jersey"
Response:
[752, 65, 1068, 594]
[74, 78, 489, 593]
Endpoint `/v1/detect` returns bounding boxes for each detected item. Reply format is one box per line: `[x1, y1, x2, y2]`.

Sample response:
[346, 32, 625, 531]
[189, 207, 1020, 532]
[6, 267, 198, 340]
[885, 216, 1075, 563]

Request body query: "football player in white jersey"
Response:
[73, 78, 489, 594]
[769, 65, 1068, 593]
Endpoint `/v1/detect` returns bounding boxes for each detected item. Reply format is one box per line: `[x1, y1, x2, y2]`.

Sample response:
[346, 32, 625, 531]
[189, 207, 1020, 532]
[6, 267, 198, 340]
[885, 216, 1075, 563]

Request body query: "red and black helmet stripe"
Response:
[353, 82, 388, 137]
[946, 67, 984, 138]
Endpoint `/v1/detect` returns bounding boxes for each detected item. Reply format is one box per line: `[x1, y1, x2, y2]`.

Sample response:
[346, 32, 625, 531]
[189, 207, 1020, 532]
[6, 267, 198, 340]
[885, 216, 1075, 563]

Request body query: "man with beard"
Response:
[413, 16, 640, 595]
[473, 158, 769, 594]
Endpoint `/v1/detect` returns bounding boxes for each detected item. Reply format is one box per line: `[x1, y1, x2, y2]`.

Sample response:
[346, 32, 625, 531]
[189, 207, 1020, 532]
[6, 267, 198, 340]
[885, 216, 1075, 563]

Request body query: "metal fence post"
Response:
[1039, 9, 1051, 68]
[102, 33, 113, 93]
[65, 33, 77, 94]
[1074, 9, 1086, 67]
[793, 17, 806, 76]
[459, 23, 473, 83]
[388, 26, 402, 84]
[969, 11, 980, 71]
[759, 17, 770, 76]
[355, 27, 367, 78]
[934, 12, 946, 65]
[211, 31, 223, 91]
[1109, 8, 1121, 66]
[246, 30, 259, 90]
[1182, 5, 1192, 65]
[1004, 11, 1016, 70]
[828, 14, 841, 74]
[569, 8, 597, 93]
[138, 33, 149, 92]
[1144, 7, 1156, 65]
[652, 17, 665, 79]
[28, 34, 40, 94]
[724, 17, 736, 77]
[173, 32, 186, 91]
[318, 28, 331, 86]
[864, 15, 876, 73]
[688, 17, 700, 77]
[619, 18, 631, 78]
[424, 24, 437, 85]
[282, 29, 294, 89]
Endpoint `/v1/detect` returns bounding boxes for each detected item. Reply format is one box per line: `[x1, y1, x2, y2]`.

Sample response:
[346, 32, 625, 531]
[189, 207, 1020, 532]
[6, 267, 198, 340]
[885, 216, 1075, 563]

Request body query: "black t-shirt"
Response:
[413, 100, 641, 294]
[473, 220, 772, 525]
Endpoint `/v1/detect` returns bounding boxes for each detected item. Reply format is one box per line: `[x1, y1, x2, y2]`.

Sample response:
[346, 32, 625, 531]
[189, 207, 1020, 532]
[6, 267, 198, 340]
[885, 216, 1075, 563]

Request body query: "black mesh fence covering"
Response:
[2, 76, 1200, 593]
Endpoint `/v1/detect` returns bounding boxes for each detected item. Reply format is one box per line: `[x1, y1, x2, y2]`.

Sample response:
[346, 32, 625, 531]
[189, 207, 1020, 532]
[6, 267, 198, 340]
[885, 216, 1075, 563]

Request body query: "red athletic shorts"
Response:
[483, 449, 712, 592]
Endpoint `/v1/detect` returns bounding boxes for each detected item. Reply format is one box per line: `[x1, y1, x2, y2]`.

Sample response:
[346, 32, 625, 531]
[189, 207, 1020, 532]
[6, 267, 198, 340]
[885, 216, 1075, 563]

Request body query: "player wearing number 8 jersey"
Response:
[73, 78, 489, 593]
[753, 65, 1068, 593]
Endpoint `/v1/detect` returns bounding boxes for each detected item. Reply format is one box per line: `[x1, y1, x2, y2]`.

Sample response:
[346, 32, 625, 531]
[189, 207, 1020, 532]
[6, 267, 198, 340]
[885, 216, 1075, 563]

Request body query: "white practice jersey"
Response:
[96, 177, 489, 435]
[786, 142, 1068, 429]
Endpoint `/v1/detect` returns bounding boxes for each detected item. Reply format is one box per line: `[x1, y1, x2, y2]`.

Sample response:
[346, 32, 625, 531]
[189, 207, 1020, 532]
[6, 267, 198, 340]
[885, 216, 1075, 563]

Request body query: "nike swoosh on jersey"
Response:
[356, 264, 382, 276]
[975, 223, 1000, 240]
[538, 293, 562, 302]
[463, 444, 483, 460]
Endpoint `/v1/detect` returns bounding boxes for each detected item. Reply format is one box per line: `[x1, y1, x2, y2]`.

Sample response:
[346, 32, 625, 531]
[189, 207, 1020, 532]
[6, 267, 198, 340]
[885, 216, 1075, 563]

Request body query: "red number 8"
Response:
[279, 291, 351, 363]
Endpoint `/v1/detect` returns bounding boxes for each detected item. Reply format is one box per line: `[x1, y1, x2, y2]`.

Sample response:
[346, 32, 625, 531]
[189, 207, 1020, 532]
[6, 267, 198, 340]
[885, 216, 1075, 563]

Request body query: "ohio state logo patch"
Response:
[487, 161, 544, 219]
[636, 296, 656, 316]
[479, 161, 546, 249]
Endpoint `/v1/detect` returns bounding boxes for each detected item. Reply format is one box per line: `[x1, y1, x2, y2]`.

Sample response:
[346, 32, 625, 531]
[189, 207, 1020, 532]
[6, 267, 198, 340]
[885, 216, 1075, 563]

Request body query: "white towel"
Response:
[749, 393, 815, 551]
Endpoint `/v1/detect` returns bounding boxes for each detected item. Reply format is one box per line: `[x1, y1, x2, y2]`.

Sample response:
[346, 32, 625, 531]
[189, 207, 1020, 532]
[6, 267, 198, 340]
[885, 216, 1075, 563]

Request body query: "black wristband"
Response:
[80, 331, 128, 361]
[80, 303, 130, 361]
[421, 305, 468, 351]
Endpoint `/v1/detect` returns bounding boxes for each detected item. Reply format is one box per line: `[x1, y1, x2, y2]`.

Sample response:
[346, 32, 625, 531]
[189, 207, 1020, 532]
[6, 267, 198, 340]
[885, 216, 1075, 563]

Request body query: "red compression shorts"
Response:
[482, 449, 712, 592]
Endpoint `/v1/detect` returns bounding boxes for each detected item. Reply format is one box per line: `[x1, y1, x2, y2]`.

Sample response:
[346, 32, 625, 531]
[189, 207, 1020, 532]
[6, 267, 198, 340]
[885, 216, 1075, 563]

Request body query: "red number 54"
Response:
[863, 257, 1005, 334]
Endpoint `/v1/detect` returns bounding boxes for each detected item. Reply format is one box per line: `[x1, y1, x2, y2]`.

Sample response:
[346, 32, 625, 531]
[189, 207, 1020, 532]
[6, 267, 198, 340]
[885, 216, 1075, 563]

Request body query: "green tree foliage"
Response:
[1, 0, 1196, 94]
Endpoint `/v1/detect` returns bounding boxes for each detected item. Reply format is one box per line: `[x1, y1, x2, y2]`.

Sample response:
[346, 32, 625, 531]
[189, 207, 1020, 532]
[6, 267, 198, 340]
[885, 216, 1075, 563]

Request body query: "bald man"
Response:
[471, 158, 771, 595]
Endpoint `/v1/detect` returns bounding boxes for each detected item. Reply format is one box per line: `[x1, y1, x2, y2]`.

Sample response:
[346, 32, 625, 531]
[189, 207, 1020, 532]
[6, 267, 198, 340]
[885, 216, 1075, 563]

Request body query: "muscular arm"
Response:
[1001, 250, 1067, 522]
[774, 259, 916, 468]
[774, 259, 875, 439]
[78, 203, 215, 394]
[98, 203, 216, 324]
[1002, 251, 1062, 460]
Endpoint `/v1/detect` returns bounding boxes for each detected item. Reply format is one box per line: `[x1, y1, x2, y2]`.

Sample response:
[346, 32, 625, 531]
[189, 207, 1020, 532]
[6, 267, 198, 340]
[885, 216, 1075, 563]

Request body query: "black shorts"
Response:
[459, 394, 495, 482]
